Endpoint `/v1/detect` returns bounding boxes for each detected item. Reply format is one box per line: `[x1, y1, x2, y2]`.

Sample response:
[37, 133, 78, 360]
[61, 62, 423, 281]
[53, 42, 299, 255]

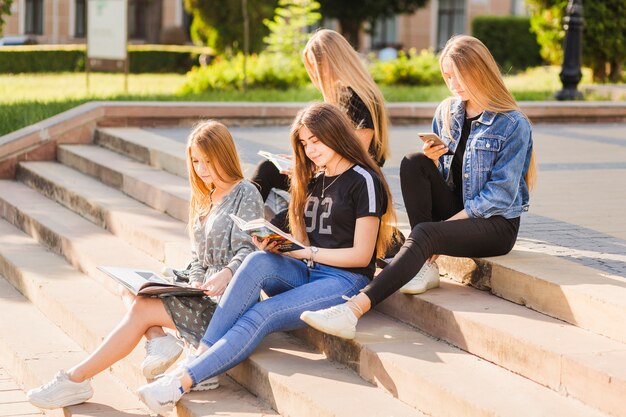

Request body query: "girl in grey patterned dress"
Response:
[26, 120, 263, 410]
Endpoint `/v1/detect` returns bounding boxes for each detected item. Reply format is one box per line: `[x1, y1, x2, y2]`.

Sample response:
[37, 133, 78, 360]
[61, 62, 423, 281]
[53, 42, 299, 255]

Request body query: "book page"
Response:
[258, 151, 294, 172]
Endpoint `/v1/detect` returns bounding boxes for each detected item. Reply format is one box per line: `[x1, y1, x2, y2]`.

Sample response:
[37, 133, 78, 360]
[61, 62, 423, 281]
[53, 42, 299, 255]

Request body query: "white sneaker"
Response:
[171, 353, 219, 391]
[141, 334, 184, 379]
[400, 262, 440, 294]
[27, 370, 93, 409]
[300, 302, 358, 340]
[137, 373, 184, 416]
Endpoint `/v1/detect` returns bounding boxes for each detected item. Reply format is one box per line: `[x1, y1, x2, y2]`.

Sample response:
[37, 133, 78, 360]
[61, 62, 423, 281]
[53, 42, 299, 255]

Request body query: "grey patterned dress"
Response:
[162, 180, 263, 347]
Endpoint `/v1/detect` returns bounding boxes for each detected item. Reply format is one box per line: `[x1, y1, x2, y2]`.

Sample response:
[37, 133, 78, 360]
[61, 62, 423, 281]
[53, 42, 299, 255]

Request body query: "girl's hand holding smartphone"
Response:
[418, 132, 454, 160]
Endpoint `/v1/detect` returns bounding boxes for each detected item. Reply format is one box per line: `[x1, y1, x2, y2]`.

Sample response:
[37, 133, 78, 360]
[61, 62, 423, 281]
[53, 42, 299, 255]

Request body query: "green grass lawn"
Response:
[0, 66, 594, 136]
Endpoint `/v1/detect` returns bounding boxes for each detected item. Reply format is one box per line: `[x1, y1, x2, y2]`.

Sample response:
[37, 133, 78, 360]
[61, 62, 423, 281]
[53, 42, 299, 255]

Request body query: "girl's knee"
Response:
[239, 251, 276, 271]
[401, 152, 432, 175]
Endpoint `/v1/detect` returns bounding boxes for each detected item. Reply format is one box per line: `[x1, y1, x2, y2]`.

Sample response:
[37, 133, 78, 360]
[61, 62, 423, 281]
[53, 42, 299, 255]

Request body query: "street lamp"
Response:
[556, 0, 584, 100]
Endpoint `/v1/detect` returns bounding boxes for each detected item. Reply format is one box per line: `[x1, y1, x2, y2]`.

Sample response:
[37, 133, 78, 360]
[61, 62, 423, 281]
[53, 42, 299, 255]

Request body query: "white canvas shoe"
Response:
[171, 353, 219, 391]
[400, 262, 440, 294]
[300, 302, 358, 339]
[27, 370, 93, 409]
[137, 373, 184, 416]
[141, 333, 184, 379]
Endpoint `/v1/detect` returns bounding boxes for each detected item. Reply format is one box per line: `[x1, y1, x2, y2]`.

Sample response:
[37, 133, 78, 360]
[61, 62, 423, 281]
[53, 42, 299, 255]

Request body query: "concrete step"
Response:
[228, 332, 425, 417]
[57, 144, 189, 222]
[375, 278, 626, 417]
[17, 161, 190, 268]
[96, 127, 190, 179]
[0, 219, 421, 417]
[293, 312, 608, 417]
[437, 248, 626, 345]
[0, 275, 152, 417]
[95, 127, 258, 179]
[0, 367, 45, 417]
[0, 180, 165, 294]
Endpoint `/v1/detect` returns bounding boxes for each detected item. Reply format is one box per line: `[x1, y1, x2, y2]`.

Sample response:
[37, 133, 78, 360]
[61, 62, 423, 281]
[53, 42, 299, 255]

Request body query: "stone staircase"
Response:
[0, 125, 624, 417]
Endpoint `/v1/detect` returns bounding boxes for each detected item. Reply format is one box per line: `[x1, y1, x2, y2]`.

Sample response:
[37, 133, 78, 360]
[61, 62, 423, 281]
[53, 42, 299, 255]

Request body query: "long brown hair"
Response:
[288, 102, 395, 257]
[439, 35, 536, 190]
[303, 28, 390, 164]
[186, 120, 244, 230]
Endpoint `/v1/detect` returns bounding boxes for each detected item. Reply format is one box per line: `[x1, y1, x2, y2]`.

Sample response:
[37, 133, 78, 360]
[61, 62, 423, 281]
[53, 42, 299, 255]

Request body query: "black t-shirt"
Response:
[451, 113, 481, 200]
[304, 164, 387, 279]
[340, 88, 385, 167]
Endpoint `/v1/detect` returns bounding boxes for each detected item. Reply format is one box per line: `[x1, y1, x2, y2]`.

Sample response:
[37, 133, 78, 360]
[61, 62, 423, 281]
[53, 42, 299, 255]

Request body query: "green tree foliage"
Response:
[472, 16, 542, 72]
[0, 0, 14, 36]
[263, 0, 321, 56]
[184, 0, 278, 53]
[317, 0, 427, 49]
[527, 0, 626, 82]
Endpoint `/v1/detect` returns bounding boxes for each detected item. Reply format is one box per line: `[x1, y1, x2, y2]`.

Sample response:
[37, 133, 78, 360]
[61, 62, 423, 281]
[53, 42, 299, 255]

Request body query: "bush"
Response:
[0, 44, 212, 73]
[472, 16, 542, 72]
[180, 52, 309, 92]
[369, 49, 442, 86]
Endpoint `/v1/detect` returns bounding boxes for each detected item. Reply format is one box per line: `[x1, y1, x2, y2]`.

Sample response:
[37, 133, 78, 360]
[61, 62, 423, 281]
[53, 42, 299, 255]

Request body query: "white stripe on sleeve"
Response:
[353, 165, 376, 213]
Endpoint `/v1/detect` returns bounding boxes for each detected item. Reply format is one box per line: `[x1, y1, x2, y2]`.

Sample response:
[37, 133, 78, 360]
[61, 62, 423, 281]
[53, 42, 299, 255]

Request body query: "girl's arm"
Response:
[188, 252, 207, 287]
[354, 128, 374, 152]
[281, 216, 381, 268]
[202, 185, 264, 295]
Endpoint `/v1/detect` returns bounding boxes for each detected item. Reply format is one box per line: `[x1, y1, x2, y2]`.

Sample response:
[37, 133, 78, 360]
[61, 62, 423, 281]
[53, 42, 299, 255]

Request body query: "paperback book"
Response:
[230, 214, 305, 252]
[98, 266, 206, 297]
[258, 150, 294, 172]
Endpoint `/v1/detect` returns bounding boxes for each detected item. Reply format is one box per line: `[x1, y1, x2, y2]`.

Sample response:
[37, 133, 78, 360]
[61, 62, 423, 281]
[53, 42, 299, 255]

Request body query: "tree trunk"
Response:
[592, 63, 606, 83]
[338, 18, 362, 50]
[609, 59, 622, 83]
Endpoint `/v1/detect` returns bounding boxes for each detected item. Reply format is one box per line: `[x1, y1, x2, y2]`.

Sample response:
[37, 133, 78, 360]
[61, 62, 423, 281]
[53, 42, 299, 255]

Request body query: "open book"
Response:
[230, 214, 305, 252]
[98, 266, 205, 297]
[258, 150, 294, 172]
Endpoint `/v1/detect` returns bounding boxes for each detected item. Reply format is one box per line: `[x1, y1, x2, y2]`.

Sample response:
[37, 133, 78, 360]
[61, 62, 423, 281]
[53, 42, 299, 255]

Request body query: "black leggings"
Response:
[251, 160, 290, 201]
[362, 152, 520, 307]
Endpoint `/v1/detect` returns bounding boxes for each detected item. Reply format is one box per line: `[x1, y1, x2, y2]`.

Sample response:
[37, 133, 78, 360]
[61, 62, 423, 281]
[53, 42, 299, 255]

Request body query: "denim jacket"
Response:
[432, 98, 533, 219]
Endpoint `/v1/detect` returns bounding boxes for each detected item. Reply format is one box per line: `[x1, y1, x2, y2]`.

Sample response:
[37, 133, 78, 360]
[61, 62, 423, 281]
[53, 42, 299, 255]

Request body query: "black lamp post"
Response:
[556, 0, 584, 100]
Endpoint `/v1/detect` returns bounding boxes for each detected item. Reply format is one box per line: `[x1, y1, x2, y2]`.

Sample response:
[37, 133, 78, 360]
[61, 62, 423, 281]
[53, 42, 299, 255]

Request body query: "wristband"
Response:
[307, 246, 319, 267]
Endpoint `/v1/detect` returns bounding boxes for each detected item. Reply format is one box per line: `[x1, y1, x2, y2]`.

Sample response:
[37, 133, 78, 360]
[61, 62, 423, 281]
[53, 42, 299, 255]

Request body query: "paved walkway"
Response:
[150, 121, 626, 281]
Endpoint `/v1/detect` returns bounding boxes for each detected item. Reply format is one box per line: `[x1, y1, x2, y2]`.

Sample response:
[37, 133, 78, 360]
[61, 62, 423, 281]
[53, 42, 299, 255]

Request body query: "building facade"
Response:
[2, 0, 188, 44]
[368, 0, 527, 52]
[2, 0, 525, 49]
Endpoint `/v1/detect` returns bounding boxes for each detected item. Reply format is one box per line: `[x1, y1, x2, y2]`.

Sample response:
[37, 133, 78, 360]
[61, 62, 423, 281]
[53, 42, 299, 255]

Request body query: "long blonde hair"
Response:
[439, 35, 536, 190]
[303, 28, 390, 164]
[288, 102, 396, 257]
[186, 120, 244, 229]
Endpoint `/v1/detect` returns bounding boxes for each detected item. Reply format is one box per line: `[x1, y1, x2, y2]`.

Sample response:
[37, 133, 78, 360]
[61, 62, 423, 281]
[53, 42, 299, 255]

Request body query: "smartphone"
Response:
[418, 132, 454, 155]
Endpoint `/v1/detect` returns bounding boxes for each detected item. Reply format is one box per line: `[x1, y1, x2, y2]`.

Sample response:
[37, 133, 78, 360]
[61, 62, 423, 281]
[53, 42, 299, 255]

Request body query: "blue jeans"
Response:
[185, 251, 369, 386]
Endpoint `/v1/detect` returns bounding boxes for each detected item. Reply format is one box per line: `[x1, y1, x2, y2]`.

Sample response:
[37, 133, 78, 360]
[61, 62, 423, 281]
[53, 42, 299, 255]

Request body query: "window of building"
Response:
[372, 16, 398, 50]
[75, 0, 87, 38]
[437, 0, 465, 50]
[24, 0, 44, 35]
[128, 0, 148, 39]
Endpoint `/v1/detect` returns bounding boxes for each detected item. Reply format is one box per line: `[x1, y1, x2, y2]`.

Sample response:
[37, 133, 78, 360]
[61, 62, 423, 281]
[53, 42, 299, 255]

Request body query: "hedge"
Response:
[472, 16, 543, 72]
[0, 44, 212, 73]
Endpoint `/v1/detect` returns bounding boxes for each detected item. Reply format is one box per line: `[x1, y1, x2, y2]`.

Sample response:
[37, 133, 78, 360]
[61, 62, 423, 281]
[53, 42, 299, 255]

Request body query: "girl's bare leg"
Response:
[67, 297, 176, 382]
[347, 292, 372, 318]
[120, 287, 167, 340]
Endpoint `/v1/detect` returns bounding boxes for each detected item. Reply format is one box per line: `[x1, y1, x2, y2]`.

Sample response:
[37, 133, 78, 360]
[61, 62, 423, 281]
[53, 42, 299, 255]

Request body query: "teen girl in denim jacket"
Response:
[301, 35, 537, 339]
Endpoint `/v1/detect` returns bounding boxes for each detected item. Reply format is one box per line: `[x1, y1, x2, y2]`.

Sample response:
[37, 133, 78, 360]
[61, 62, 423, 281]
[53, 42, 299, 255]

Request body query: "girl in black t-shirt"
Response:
[132, 103, 397, 413]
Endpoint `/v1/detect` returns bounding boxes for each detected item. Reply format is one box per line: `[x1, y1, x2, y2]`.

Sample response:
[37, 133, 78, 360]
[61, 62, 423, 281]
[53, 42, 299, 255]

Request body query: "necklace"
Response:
[321, 164, 351, 198]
